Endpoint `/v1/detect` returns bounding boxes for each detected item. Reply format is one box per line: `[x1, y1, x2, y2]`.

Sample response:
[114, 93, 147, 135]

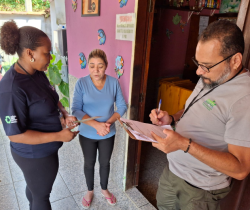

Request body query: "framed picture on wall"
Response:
[81, 0, 100, 17]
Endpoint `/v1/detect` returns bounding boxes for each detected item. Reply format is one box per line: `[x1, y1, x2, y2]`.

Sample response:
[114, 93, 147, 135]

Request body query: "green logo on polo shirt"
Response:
[5, 116, 17, 124]
[203, 99, 216, 111]
[5, 116, 11, 124]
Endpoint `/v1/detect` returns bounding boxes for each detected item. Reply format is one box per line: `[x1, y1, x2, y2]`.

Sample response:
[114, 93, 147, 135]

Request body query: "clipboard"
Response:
[117, 118, 137, 140]
[118, 118, 161, 143]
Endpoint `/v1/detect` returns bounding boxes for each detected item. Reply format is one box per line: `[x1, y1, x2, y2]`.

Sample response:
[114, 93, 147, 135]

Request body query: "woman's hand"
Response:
[64, 115, 79, 127]
[95, 122, 111, 136]
[58, 125, 79, 142]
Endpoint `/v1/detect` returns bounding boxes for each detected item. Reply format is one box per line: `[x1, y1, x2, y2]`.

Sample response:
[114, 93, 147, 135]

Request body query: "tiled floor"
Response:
[137, 141, 168, 208]
[0, 123, 156, 210]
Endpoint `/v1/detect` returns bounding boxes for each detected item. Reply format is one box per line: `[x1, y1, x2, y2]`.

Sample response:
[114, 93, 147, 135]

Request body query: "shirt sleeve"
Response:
[71, 79, 87, 120]
[0, 91, 28, 136]
[115, 80, 127, 117]
[224, 94, 250, 147]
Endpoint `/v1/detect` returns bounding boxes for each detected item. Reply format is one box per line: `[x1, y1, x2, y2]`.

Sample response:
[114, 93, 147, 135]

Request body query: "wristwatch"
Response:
[169, 115, 175, 126]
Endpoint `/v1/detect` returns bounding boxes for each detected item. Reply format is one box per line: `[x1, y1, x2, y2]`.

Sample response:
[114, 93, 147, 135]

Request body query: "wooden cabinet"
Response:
[157, 78, 195, 115]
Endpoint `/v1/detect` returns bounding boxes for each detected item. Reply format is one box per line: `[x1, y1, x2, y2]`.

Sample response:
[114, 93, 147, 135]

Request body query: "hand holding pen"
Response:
[149, 99, 172, 126]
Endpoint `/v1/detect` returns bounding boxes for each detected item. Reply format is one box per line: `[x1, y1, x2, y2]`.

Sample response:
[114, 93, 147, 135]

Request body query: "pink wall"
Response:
[65, 0, 135, 102]
[148, 8, 219, 79]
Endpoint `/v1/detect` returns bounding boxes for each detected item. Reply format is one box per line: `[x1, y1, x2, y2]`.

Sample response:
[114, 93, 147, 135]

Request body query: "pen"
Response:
[157, 99, 162, 114]
[73, 116, 101, 123]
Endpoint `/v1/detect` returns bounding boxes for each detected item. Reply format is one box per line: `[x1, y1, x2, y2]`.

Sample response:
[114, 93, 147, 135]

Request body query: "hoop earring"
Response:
[30, 58, 34, 62]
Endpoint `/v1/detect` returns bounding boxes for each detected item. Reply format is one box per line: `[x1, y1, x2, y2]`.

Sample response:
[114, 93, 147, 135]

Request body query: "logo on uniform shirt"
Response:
[5, 115, 18, 124]
[203, 99, 216, 111]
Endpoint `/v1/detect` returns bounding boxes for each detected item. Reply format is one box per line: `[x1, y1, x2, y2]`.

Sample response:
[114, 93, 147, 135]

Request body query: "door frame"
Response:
[237, 0, 250, 67]
[125, 0, 155, 190]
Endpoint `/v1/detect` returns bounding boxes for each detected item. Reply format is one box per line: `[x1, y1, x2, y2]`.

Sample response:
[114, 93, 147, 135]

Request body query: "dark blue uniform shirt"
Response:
[0, 65, 63, 158]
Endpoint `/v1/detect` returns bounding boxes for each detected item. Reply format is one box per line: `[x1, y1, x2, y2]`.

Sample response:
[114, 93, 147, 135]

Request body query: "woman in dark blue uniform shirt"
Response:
[0, 20, 79, 210]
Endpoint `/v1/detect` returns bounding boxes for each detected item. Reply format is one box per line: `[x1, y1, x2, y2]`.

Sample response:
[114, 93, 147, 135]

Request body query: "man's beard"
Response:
[199, 65, 231, 89]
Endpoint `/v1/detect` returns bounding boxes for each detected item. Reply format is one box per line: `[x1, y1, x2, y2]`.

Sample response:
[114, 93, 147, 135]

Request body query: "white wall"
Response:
[54, 0, 66, 25]
[50, 0, 59, 48]
[50, 0, 66, 53]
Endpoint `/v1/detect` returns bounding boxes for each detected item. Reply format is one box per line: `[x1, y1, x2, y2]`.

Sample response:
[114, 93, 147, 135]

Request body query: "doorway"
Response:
[131, 0, 240, 208]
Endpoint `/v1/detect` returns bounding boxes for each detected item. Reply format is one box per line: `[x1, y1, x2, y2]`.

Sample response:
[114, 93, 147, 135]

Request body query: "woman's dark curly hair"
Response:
[0, 20, 48, 57]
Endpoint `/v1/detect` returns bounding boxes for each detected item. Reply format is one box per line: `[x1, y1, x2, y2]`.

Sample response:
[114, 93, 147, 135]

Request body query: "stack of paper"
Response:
[119, 118, 172, 143]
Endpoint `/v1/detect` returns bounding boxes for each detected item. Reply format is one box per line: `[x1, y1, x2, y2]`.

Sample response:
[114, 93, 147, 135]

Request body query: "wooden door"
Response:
[125, 0, 156, 190]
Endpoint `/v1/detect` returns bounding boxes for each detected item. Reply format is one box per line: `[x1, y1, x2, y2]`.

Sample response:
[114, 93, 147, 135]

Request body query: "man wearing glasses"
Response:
[149, 20, 250, 210]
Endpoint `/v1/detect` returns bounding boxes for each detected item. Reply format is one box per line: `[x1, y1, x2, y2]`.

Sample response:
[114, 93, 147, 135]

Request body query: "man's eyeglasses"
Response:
[192, 53, 237, 73]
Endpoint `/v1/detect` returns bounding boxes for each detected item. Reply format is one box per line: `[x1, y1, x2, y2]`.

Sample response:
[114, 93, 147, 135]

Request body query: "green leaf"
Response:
[50, 54, 56, 64]
[56, 60, 63, 70]
[2, 65, 11, 72]
[60, 97, 69, 108]
[58, 81, 69, 97]
[48, 65, 61, 85]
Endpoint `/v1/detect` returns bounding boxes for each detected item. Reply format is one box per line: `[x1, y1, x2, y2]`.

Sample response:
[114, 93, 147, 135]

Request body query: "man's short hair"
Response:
[199, 20, 244, 59]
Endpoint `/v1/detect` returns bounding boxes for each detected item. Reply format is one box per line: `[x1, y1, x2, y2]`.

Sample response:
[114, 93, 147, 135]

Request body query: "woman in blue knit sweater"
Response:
[72, 49, 127, 209]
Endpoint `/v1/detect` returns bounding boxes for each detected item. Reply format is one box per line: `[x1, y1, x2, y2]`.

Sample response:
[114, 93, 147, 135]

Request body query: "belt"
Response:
[184, 180, 202, 189]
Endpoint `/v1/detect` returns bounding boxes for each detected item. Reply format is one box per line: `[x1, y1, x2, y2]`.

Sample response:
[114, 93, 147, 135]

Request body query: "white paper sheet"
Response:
[121, 118, 172, 143]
